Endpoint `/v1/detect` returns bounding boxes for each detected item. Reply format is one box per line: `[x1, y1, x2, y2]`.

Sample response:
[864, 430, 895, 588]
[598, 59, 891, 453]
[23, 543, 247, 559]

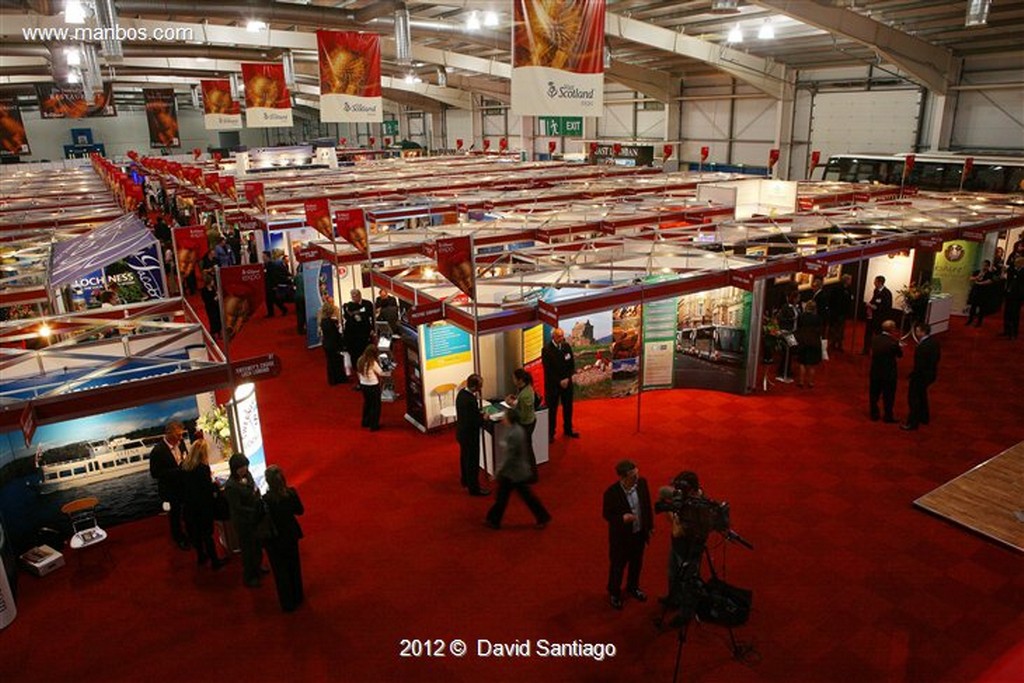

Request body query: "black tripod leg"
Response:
[671, 613, 691, 683]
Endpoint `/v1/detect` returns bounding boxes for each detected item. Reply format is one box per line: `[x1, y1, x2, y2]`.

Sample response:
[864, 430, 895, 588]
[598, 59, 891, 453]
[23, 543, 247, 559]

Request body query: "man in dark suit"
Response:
[828, 273, 855, 352]
[869, 320, 903, 423]
[148, 421, 189, 549]
[602, 460, 654, 610]
[863, 275, 893, 354]
[542, 327, 579, 442]
[263, 251, 289, 317]
[343, 288, 375, 361]
[902, 323, 940, 431]
[456, 374, 489, 496]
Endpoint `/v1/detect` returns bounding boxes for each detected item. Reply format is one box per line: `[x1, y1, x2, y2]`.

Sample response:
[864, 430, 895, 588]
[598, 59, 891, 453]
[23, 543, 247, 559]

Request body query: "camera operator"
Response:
[656, 471, 711, 628]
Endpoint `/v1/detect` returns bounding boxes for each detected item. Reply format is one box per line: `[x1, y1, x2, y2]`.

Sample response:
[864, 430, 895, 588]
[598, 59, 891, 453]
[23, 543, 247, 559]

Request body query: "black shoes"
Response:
[900, 423, 918, 431]
[629, 588, 648, 602]
[469, 489, 490, 497]
[566, 431, 581, 438]
[484, 520, 500, 530]
[609, 595, 624, 610]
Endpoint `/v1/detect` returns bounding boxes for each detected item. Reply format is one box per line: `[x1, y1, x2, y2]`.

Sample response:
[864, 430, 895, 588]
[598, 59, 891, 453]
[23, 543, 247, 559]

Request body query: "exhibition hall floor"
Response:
[3, 312, 1022, 683]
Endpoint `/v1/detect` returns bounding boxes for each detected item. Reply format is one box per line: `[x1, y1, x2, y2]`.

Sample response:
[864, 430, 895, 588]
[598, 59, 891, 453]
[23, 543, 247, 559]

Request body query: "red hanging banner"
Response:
[0, 97, 31, 157]
[144, 88, 180, 148]
[219, 264, 266, 339]
[334, 208, 369, 254]
[317, 30, 383, 123]
[435, 235, 475, 298]
[304, 198, 333, 239]
[171, 226, 210, 285]
[200, 78, 241, 130]
[244, 181, 266, 213]
[241, 62, 293, 128]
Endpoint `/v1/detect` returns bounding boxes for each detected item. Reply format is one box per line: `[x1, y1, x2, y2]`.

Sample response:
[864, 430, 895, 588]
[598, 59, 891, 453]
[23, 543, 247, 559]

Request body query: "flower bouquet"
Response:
[196, 404, 233, 460]
[898, 282, 932, 323]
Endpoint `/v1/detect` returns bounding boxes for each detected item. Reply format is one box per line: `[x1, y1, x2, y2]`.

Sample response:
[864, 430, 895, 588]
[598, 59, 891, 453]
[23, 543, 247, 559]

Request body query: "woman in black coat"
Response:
[319, 301, 347, 385]
[181, 438, 227, 569]
[262, 465, 305, 612]
[199, 273, 222, 339]
[795, 300, 824, 388]
[224, 454, 264, 588]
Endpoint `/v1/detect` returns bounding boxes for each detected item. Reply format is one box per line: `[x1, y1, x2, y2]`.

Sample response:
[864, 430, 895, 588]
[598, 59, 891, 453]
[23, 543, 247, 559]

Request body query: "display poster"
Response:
[218, 264, 265, 339]
[304, 198, 333, 240]
[674, 286, 752, 394]
[560, 311, 613, 400]
[435, 235, 475, 298]
[317, 30, 383, 123]
[118, 243, 167, 302]
[0, 97, 30, 157]
[0, 393, 203, 551]
[611, 304, 641, 397]
[171, 225, 209, 287]
[932, 240, 981, 315]
[36, 82, 116, 118]
[424, 322, 472, 370]
[642, 291, 678, 390]
[241, 62, 293, 128]
[204, 172, 219, 193]
[335, 208, 368, 254]
[244, 181, 266, 213]
[231, 383, 267, 493]
[303, 260, 335, 349]
[218, 175, 237, 201]
[522, 323, 545, 389]
[200, 79, 242, 130]
[511, 0, 605, 117]
[143, 88, 180, 148]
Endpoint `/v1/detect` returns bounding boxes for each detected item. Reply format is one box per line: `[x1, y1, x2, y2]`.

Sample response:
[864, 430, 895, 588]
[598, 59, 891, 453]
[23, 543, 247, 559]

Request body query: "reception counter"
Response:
[480, 408, 549, 477]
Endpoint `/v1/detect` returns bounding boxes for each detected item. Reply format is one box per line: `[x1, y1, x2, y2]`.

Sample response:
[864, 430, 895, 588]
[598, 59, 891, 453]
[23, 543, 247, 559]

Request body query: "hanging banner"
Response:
[241, 62, 293, 128]
[317, 30, 383, 123]
[435, 235, 475, 298]
[204, 172, 220, 193]
[36, 83, 116, 118]
[303, 260, 335, 348]
[244, 181, 266, 213]
[511, 0, 605, 117]
[218, 175, 237, 201]
[122, 244, 168, 301]
[304, 198, 333, 239]
[171, 226, 209, 288]
[219, 264, 265, 339]
[334, 208, 369, 254]
[0, 97, 30, 157]
[143, 88, 180, 148]
[200, 79, 242, 130]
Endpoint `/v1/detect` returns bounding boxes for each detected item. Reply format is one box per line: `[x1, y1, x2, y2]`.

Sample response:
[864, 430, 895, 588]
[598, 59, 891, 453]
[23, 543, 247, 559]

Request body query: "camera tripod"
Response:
[658, 543, 757, 683]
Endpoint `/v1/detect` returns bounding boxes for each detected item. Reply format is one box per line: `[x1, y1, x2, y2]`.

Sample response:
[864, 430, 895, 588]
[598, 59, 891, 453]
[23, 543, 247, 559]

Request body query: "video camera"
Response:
[654, 472, 752, 549]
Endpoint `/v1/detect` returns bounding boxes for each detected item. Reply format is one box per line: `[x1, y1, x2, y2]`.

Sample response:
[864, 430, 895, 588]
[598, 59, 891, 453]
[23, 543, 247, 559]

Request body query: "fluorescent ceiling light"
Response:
[246, 19, 267, 32]
[483, 11, 499, 27]
[65, 47, 81, 66]
[67, 70, 80, 84]
[65, 0, 87, 24]
[965, 0, 991, 27]
[758, 20, 775, 40]
[466, 11, 481, 31]
[727, 25, 743, 43]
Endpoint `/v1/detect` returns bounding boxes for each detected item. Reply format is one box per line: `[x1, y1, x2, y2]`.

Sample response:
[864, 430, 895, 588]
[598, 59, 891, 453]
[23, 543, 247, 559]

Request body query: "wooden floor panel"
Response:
[914, 441, 1024, 552]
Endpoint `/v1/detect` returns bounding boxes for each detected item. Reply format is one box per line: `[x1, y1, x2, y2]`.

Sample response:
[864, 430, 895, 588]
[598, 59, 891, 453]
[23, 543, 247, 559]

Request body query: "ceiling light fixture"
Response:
[711, 0, 740, 13]
[964, 0, 991, 27]
[65, 47, 81, 66]
[483, 11, 499, 27]
[246, 19, 267, 33]
[404, 73, 415, 84]
[65, 0, 87, 24]
[758, 20, 775, 40]
[38, 323, 53, 338]
[67, 70, 80, 84]
[727, 24, 743, 43]
[466, 11, 481, 31]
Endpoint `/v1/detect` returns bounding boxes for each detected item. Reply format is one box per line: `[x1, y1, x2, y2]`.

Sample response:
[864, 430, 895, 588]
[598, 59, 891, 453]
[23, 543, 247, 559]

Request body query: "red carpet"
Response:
[2, 309, 1022, 683]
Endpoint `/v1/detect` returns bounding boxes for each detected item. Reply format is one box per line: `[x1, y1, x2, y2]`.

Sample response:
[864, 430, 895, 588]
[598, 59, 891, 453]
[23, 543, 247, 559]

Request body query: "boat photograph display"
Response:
[0, 395, 203, 550]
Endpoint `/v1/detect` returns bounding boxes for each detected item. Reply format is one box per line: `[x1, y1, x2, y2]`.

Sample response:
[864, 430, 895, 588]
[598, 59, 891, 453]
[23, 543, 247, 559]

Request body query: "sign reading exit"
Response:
[382, 119, 399, 136]
[539, 116, 583, 137]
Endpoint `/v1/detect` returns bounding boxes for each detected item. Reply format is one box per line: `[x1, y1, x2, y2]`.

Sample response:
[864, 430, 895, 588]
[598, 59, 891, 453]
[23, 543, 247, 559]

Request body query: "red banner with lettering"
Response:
[304, 198, 333, 239]
[200, 78, 241, 130]
[241, 62, 293, 128]
[171, 226, 209, 285]
[435, 235, 475, 298]
[144, 88, 180, 148]
[0, 97, 31, 157]
[317, 30, 383, 123]
[218, 175, 237, 201]
[244, 181, 266, 213]
[219, 264, 265, 339]
[334, 208, 369, 255]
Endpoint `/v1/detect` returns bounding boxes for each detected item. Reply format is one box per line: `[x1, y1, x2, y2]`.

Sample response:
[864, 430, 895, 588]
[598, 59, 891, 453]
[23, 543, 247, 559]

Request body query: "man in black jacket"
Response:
[828, 273, 855, 352]
[456, 374, 489, 496]
[863, 275, 893, 354]
[902, 323, 941, 431]
[542, 327, 579, 442]
[869, 320, 903, 423]
[263, 251, 289, 317]
[603, 460, 654, 610]
[148, 421, 189, 549]
[343, 289, 375, 361]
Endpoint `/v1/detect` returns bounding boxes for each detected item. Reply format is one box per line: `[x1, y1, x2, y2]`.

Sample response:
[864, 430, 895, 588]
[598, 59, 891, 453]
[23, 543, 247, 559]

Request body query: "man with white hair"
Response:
[542, 327, 579, 443]
[342, 288, 374, 362]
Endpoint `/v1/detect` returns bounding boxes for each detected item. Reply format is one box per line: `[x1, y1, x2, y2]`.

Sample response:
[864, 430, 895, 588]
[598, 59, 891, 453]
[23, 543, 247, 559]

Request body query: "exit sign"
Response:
[539, 116, 583, 137]
[382, 119, 399, 136]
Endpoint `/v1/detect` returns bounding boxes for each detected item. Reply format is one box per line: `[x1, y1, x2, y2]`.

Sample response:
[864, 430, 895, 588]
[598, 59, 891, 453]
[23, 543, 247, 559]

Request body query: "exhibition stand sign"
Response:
[303, 260, 336, 349]
[231, 383, 268, 493]
[932, 240, 980, 315]
[641, 285, 678, 390]
[417, 322, 475, 430]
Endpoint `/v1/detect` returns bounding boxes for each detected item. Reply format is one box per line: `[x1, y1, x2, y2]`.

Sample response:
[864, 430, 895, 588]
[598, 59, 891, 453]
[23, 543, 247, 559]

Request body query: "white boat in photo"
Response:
[37, 436, 163, 494]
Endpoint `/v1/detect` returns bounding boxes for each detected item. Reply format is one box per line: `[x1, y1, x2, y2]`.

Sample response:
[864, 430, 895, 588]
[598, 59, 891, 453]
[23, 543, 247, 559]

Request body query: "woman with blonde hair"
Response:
[319, 300, 346, 385]
[357, 343, 383, 431]
[181, 436, 227, 569]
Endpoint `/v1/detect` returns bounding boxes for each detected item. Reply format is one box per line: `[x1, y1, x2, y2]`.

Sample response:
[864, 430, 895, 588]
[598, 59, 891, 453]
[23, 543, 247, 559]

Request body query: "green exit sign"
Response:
[539, 116, 583, 137]
[382, 119, 399, 136]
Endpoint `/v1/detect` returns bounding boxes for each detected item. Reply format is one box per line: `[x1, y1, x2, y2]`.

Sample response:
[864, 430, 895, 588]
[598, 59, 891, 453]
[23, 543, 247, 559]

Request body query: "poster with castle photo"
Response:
[561, 312, 613, 400]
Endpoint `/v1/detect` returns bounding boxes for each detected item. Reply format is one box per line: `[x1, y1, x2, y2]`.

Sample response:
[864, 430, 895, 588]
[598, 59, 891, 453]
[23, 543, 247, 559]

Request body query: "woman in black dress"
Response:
[224, 454, 264, 588]
[795, 300, 824, 388]
[319, 301, 346, 385]
[181, 438, 226, 569]
[262, 465, 305, 612]
[199, 273, 222, 339]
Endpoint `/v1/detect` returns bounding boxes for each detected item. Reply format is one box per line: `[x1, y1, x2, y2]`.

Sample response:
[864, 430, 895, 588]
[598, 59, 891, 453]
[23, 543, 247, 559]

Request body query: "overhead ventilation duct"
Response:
[80, 42, 103, 96]
[965, 0, 991, 27]
[94, 0, 123, 62]
[711, 0, 740, 13]
[395, 5, 412, 65]
[230, 73, 240, 99]
[436, 66, 447, 88]
[282, 50, 296, 87]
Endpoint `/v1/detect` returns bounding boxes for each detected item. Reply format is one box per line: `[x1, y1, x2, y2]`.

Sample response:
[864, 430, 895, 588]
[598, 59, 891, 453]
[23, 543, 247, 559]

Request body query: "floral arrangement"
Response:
[196, 404, 233, 456]
[898, 282, 932, 304]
